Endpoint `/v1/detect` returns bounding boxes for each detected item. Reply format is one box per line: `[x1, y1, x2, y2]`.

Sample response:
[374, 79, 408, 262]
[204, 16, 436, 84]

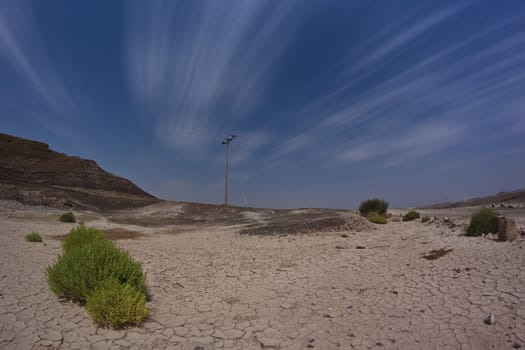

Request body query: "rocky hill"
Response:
[0, 133, 158, 211]
[421, 189, 525, 209]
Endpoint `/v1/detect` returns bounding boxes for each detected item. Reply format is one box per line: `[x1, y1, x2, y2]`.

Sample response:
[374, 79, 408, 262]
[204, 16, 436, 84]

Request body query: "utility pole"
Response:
[222, 134, 236, 205]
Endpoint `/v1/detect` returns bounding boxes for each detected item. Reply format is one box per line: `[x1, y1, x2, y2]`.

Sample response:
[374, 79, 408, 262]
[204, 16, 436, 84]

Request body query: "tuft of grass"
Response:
[421, 216, 430, 223]
[359, 198, 388, 216]
[367, 212, 387, 224]
[466, 208, 498, 236]
[59, 212, 76, 223]
[402, 210, 421, 221]
[25, 232, 43, 242]
[86, 279, 149, 329]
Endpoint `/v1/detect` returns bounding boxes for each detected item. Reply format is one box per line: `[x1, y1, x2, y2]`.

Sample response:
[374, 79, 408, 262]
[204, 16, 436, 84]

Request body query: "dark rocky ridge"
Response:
[421, 189, 525, 209]
[0, 133, 158, 211]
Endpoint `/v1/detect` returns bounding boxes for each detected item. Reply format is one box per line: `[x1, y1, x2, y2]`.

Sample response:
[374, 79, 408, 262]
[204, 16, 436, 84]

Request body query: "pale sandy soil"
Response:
[1, 203, 524, 350]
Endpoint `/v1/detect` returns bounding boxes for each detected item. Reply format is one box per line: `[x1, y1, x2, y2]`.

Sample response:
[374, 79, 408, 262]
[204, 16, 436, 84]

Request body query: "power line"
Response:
[0, 111, 264, 147]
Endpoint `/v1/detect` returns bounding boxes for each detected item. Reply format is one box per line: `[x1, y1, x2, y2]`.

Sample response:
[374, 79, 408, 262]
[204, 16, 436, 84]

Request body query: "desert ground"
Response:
[1, 200, 524, 350]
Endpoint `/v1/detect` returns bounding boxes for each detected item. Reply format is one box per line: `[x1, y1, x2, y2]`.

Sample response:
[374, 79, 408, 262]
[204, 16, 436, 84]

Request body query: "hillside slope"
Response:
[0, 133, 158, 210]
[422, 189, 525, 209]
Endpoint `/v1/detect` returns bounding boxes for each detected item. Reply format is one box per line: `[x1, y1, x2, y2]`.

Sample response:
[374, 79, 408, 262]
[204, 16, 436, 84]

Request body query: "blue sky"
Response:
[1, 1, 524, 209]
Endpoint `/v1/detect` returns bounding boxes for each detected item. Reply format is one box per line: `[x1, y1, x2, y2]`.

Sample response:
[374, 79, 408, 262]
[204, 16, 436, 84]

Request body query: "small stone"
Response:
[356, 245, 366, 249]
[513, 342, 521, 349]
[484, 313, 496, 325]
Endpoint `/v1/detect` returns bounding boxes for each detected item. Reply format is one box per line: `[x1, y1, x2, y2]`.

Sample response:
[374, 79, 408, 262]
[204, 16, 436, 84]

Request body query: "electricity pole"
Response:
[222, 134, 236, 205]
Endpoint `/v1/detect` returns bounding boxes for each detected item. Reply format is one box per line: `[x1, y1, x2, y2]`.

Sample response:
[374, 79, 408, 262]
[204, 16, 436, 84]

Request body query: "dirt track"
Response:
[1, 202, 524, 349]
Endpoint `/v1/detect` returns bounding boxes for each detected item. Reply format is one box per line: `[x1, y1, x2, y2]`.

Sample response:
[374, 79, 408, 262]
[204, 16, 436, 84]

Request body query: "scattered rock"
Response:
[513, 342, 522, 349]
[356, 245, 366, 249]
[484, 313, 496, 325]
[340, 234, 349, 238]
[498, 217, 518, 242]
[335, 245, 346, 249]
[422, 248, 453, 260]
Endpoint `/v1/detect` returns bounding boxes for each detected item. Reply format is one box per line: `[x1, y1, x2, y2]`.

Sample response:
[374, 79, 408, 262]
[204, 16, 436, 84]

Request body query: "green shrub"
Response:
[421, 216, 430, 223]
[62, 225, 106, 254]
[46, 226, 148, 328]
[47, 234, 146, 303]
[86, 279, 149, 329]
[25, 232, 42, 242]
[466, 208, 498, 236]
[402, 210, 421, 221]
[367, 212, 387, 224]
[59, 212, 76, 223]
[359, 198, 388, 216]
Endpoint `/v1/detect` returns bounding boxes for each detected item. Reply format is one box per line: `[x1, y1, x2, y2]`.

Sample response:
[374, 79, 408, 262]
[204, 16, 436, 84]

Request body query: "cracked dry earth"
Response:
[1, 210, 525, 349]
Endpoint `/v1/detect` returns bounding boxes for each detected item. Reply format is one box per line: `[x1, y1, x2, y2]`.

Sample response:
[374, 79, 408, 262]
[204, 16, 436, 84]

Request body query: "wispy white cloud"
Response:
[126, 0, 303, 161]
[334, 121, 464, 165]
[349, 3, 468, 75]
[0, 0, 87, 146]
[268, 11, 525, 169]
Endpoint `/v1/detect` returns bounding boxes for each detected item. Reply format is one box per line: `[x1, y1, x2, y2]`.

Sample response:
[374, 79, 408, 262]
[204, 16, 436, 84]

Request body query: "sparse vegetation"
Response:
[46, 226, 148, 328]
[25, 231, 42, 242]
[367, 212, 387, 224]
[421, 216, 430, 223]
[359, 198, 388, 216]
[59, 212, 76, 223]
[466, 208, 498, 236]
[403, 210, 421, 221]
[86, 279, 149, 329]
